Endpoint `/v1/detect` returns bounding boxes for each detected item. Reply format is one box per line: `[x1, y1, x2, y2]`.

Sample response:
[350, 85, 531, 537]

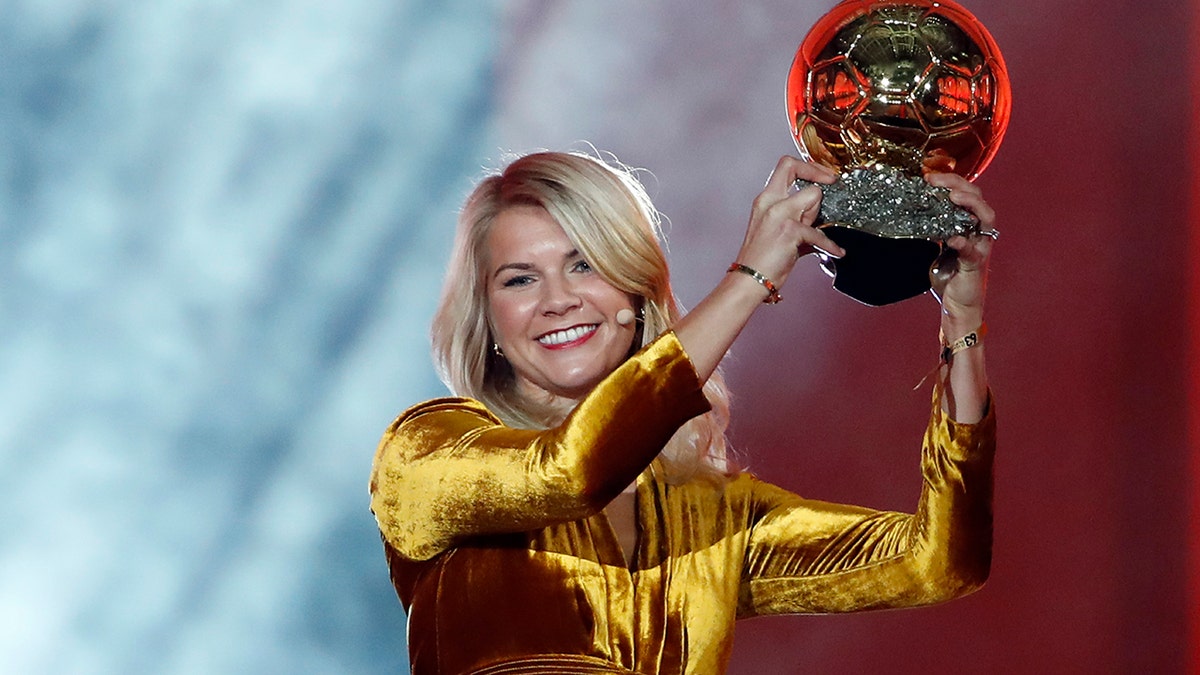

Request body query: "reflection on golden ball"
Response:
[787, 0, 1011, 181]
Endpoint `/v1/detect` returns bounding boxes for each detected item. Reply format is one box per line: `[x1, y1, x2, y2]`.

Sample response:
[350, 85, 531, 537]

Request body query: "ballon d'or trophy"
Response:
[788, 0, 1011, 305]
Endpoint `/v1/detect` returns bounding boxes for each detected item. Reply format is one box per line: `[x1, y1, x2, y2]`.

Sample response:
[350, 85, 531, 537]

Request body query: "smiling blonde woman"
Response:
[370, 150, 997, 674]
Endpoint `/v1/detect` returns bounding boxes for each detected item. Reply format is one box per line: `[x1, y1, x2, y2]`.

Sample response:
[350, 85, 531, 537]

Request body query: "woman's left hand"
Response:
[924, 172, 995, 422]
[926, 172, 996, 328]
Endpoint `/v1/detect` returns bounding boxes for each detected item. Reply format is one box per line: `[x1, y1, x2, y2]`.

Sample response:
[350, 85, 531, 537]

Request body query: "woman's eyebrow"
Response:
[492, 262, 534, 279]
[492, 250, 582, 279]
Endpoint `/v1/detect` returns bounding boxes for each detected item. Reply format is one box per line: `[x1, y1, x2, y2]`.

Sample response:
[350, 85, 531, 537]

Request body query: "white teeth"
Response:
[538, 325, 597, 346]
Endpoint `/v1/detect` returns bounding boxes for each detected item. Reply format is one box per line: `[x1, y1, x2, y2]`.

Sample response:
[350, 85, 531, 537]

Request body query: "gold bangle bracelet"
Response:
[727, 263, 782, 304]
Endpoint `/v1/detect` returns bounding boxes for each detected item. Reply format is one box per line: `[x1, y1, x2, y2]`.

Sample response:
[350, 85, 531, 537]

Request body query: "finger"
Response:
[797, 160, 839, 184]
[925, 171, 981, 197]
[792, 183, 824, 220]
[925, 173, 992, 228]
[925, 173, 993, 220]
[807, 228, 846, 259]
[758, 186, 845, 259]
[782, 188, 844, 257]
[946, 232, 994, 254]
[778, 188, 847, 257]
[930, 248, 959, 284]
[761, 183, 822, 226]
[949, 191, 995, 227]
[945, 233, 993, 268]
[765, 156, 837, 193]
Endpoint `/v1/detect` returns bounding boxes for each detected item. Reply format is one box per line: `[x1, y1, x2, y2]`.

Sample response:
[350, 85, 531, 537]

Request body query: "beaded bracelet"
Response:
[727, 263, 782, 304]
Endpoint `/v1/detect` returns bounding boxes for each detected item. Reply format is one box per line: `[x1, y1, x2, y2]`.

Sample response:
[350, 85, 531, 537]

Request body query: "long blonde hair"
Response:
[431, 151, 733, 482]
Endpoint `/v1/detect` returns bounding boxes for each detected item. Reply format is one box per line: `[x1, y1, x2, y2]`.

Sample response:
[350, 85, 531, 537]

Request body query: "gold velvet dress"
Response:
[370, 332, 995, 674]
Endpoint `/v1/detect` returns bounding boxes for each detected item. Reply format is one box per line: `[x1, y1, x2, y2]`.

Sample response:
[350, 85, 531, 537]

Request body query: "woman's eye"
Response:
[571, 259, 593, 273]
[502, 274, 535, 288]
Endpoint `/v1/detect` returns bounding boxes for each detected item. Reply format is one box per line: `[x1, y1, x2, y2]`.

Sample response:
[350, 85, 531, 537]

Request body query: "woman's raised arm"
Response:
[673, 156, 844, 382]
[926, 171, 995, 423]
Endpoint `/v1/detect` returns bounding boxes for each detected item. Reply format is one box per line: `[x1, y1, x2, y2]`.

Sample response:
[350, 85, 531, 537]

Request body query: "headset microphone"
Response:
[616, 308, 636, 326]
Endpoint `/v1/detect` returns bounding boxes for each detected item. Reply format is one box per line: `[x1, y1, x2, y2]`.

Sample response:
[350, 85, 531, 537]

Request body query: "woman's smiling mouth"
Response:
[537, 324, 599, 347]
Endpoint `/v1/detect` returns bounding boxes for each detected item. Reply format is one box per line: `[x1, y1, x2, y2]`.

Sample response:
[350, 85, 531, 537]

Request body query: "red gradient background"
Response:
[714, 3, 1198, 672]
[1189, 0, 1200, 669]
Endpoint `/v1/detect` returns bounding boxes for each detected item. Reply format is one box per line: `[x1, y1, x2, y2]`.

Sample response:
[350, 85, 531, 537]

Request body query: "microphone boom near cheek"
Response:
[616, 308, 635, 326]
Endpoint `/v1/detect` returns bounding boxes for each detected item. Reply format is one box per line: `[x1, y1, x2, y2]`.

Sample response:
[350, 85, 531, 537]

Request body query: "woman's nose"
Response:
[540, 276, 582, 315]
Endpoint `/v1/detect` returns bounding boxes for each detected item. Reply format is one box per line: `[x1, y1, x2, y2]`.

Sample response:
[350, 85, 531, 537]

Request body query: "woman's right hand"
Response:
[732, 156, 845, 296]
[673, 157, 844, 383]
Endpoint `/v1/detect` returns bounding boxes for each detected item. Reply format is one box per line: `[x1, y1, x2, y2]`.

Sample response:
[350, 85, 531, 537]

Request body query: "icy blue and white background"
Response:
[3, 2, 832, 672]
[3, 1, 1194, 673]
[4, 2, 497, 672]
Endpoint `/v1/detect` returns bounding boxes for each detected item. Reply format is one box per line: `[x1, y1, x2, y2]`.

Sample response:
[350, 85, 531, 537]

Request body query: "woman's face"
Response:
[486, 205, 638, 405]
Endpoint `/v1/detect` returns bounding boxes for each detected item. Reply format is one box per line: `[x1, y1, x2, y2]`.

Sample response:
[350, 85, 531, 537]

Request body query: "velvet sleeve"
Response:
[736, 392, 995, 616]
[369, 331, 712, 561]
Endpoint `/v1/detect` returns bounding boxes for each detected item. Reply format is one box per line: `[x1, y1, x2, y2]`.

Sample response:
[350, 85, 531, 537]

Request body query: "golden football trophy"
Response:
[788, 0, 1011, 305]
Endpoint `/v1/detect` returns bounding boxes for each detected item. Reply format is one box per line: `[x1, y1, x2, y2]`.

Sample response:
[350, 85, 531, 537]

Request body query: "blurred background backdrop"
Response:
[2, 0, 1196, 672]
